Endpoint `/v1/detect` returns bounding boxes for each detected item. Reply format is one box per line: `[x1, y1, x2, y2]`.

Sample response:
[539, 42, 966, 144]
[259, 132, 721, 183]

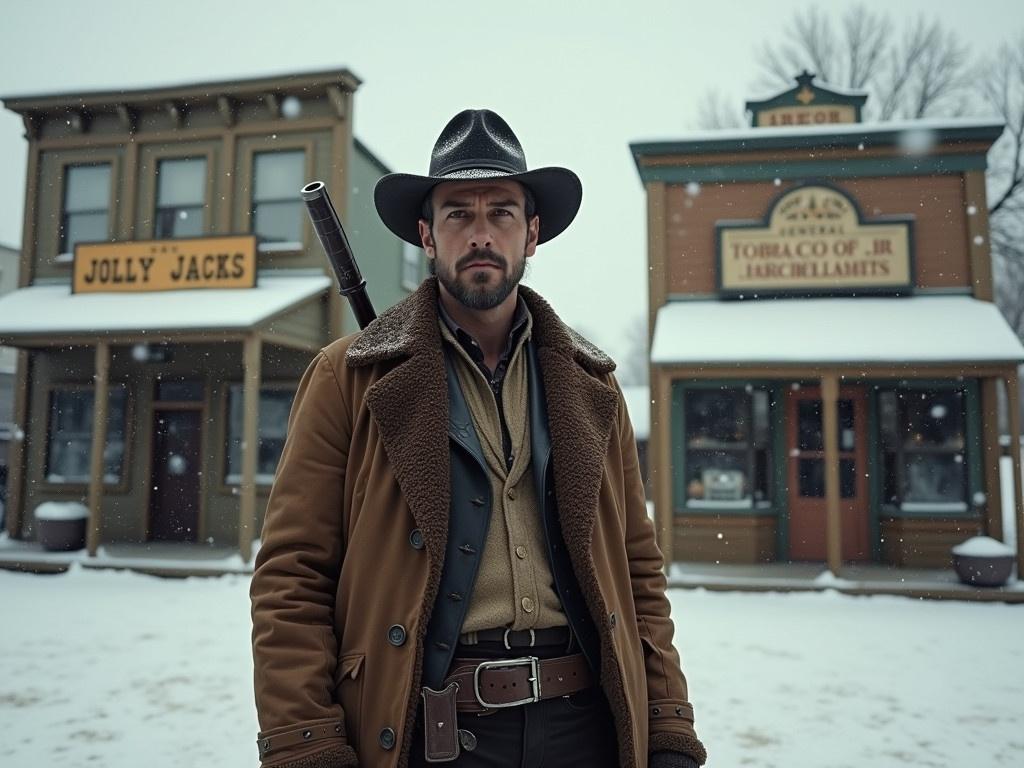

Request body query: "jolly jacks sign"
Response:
[73, 235, 257, 294]
[716, 184, 914, 298]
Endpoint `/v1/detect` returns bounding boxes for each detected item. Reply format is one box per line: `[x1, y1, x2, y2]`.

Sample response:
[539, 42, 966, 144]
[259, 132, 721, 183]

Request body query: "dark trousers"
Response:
[410, 640, 618, 768]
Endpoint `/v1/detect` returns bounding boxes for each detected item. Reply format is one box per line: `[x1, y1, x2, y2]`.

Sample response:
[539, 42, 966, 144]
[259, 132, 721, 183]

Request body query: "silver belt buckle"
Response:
[473, 656, 541, 708]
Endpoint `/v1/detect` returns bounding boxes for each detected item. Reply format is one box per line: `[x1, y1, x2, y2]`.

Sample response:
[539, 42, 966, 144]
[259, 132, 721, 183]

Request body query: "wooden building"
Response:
[631, 73, 1024, 577]
[0, 69, 419, 563]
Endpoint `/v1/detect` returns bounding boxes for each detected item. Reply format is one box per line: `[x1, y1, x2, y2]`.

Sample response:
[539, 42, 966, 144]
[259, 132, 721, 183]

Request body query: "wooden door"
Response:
[148, 409, 201, 542]
[786, 386, 870, 561]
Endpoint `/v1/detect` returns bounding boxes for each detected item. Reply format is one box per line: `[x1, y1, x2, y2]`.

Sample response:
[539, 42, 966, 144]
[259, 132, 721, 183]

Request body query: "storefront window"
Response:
[45, 386, 126, 484]
[251, 150, 305, 244]
[879, 388, 967, 510]
[59, 163, 111, 254]
[683, 387, 772, 508]
[225, 386, 296, 484]
[155, 157, 206, 238]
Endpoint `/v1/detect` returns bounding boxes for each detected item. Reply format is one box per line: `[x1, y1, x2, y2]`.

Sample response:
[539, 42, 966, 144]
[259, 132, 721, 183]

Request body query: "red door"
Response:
[786, 386, 870, 561]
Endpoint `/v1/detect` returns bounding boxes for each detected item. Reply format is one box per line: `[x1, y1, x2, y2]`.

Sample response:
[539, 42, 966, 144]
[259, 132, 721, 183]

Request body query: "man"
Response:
[250, 110, 707, 768]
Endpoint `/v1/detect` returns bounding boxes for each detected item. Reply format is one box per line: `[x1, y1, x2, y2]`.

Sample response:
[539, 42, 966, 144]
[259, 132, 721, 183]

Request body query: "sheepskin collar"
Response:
[346, 276, 615, 374]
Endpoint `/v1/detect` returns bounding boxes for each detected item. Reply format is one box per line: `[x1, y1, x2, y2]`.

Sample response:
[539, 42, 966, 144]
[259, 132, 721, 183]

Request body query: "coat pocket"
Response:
[334, 653, 365, 752]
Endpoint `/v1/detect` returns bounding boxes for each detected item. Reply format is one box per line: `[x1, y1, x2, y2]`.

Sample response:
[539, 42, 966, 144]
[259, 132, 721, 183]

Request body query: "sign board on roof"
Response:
[716, 184, 914, 297]
[746, 70, 866, 127]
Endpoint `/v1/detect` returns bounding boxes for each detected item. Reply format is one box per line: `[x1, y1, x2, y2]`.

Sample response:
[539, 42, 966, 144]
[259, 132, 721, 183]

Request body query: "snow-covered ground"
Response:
[1, 567, 1022, 767]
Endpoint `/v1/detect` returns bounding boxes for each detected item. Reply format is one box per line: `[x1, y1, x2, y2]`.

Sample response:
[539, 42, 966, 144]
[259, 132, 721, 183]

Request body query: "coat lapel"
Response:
[346, 280, 450, 581]
[519, 286, 619, 576]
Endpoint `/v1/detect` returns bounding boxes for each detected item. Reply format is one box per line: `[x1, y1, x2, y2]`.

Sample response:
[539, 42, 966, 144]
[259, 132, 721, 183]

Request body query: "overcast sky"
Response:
[0, 0, 1018, 361]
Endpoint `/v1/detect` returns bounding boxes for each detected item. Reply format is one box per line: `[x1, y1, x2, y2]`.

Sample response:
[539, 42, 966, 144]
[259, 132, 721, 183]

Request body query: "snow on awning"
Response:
[0, 275, 331, 341]
[651, 295, 1024, 366]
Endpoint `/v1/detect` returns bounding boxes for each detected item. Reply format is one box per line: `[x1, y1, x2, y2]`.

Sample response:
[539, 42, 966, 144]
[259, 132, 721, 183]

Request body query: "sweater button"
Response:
[379, 727, 396, 750]
[409, 529, 424, 550]
[521, 597, 534, 613]
[387, 624, 407, 646]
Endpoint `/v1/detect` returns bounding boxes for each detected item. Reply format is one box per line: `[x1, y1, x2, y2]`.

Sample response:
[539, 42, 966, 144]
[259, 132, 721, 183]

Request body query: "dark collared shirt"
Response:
[439, 297, 531, 470]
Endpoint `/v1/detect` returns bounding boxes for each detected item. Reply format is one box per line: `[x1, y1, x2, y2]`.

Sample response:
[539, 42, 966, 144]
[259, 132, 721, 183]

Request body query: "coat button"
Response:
[387, 624, 407, 646]
[609, 612, 617, 628]
[379, 727, 396, 750]
[409, 529, 424, 550]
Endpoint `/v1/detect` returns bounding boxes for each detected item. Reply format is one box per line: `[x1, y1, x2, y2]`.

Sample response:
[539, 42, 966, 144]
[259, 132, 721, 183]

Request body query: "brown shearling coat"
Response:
[250, 277, 707, 768]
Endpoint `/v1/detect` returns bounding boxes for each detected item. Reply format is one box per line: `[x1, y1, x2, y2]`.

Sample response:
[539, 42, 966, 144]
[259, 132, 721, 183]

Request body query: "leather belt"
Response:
[443, 653, 593, 714]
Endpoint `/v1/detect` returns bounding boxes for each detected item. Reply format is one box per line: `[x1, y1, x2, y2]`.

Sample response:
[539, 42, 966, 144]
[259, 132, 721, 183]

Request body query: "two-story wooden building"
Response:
[0, 69, 420, 563]
[632, 74, 1024, 578]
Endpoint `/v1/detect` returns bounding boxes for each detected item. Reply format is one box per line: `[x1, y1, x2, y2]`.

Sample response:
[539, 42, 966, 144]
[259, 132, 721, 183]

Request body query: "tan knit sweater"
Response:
[439, 315, 566, 633]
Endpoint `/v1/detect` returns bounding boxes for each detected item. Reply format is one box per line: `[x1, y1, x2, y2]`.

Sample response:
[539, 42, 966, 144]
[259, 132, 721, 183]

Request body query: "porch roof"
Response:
[0, 274, 330, 344]
[651, 295, 1024, 367]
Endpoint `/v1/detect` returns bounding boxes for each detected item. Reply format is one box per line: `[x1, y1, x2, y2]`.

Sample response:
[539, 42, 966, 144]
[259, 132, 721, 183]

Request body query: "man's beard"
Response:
[436, 247, 527, 310]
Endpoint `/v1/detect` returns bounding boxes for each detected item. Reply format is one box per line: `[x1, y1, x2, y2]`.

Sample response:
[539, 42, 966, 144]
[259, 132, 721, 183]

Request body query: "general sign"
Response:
[73, 236, 257, 294]
[716, 185, 913, 297]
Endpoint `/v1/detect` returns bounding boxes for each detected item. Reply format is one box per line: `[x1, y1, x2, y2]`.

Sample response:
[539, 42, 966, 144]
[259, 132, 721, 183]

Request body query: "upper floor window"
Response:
[155, 157, 206, 238]
[251, 150, 304, 245]
[59, 164, 111, 254]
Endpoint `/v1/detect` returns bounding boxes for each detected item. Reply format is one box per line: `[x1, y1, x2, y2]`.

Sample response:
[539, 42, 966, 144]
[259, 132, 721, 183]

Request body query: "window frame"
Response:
[219, 380, 299, 490]
[238, 138, 315, 255]
[42, 382, 132, 493]
[56, 157, 119, 263]
[145, 146, 215, 240]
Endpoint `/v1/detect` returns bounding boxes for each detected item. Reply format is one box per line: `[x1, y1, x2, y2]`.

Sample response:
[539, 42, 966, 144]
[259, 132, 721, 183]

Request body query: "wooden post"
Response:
[821, 374, 842, 576]
[980, 378, 1004, 540]
[1005, 368, 1024, 578]
[86, 342, 110, 557]
[239, 335, 262, 563]
[5, 350, 31, 538]
[652, 368, 673, 566]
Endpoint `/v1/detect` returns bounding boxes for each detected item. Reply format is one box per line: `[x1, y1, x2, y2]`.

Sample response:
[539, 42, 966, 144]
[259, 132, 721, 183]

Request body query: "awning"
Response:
[651, 295, 1024, 366]
[0, 275, 331, 343]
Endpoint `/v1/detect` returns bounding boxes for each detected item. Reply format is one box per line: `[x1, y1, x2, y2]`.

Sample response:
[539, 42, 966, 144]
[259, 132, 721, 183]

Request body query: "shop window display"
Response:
[45, 386, 127, 484]
[879, 388, 967, 510]
[225, 386, 296, 484]
[684, 387, 772, 508]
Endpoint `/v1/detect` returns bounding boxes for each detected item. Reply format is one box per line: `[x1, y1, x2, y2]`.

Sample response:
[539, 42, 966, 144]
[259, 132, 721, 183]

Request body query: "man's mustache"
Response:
[456, 248, 507, 271]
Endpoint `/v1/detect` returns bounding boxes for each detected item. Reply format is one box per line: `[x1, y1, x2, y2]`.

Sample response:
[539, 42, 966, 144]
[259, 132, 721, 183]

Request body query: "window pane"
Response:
[253, 200, 302, 243]
[904, 390, 965, 449]
[797, 400, 822, 451]
[902, 453, 966, 504]
[155, 205, 204, 238]
[686, 390, 748, 447]
[225, 386, 296, 482]
[156, 380, 203, 402]
[62, 211, 109, 252]
[46, 386, 126, 484]
[65, 164, 111, 211]
[157, 157, 206, 207]
[253, 151, 305, 202]
[798, 458, 824, 498]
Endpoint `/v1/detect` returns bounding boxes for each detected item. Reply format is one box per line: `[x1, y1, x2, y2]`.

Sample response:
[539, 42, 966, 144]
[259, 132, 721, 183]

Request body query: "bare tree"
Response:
[986, 35, 1024, 341]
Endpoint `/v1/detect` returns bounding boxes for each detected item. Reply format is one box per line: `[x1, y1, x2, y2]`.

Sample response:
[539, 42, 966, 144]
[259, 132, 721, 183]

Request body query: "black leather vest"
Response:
[420, 342, 599, 689]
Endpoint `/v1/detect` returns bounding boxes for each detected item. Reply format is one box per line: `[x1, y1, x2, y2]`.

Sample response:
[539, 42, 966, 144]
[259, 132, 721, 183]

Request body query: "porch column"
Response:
[86, 341, 110, 557]
[653, 368, 673, 565]
[238, 334, 262, 563]
[980, 377, 1004, 540]
[821, 373, 842, 576]
[1005, 368, 1024, 577]
[6, 349, 31, 539]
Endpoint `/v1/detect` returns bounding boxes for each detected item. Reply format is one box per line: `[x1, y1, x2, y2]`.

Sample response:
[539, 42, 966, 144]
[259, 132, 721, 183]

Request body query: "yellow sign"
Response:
[756, 104, 857, 127]
[717, 185, 913, 296]
[73, 236, 257, 294]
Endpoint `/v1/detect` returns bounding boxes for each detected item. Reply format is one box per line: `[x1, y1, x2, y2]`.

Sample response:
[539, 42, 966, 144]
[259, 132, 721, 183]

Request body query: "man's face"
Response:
[417, 179, 540, 311]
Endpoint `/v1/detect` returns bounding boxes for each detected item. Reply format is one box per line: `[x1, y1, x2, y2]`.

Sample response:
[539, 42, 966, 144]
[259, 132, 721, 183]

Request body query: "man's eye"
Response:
[448, 210, 467, 218]
[491, 209, 512, 217]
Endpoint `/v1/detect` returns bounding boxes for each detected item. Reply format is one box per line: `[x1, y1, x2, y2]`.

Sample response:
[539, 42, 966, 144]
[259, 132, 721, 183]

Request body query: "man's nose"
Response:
[467, 223, 493, 250]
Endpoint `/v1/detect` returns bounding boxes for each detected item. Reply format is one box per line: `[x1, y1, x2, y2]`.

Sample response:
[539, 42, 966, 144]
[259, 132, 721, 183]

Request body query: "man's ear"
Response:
[525, 215, 540, 258]
[417, 219, 435, 257]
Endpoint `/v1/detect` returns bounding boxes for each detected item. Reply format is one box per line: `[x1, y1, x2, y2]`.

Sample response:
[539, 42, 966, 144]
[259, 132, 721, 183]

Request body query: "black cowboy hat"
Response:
[373, 109, 582, 247]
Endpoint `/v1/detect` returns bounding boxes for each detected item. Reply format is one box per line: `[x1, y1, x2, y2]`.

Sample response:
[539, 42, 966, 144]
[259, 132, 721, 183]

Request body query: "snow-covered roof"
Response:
[0, 274, 330, 339]
[633, 117, 1005, 147]
[651, 295, 1024, 366]
[620, 385, 650, 441]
